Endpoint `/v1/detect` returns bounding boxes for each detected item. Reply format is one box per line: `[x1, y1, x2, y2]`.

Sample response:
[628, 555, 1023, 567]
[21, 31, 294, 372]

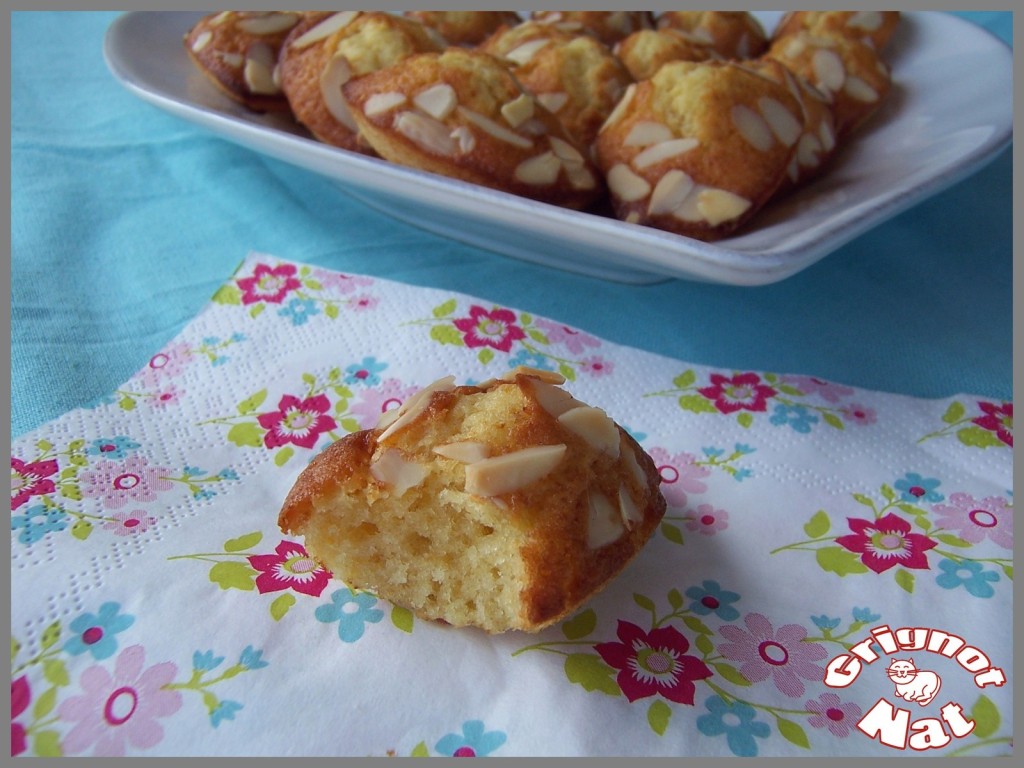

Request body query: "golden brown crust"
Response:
[342, 48, 604, 210]
[772, 11, 901, 52]
[183, 11, 304, 113]
[594, 60, 802, 240]
[404, 11, 522, 47]
[657, 11, 767, 60]
[278, 370, 667, 633]
[530, 11, 655, 47]
[614, 28, 720, 82]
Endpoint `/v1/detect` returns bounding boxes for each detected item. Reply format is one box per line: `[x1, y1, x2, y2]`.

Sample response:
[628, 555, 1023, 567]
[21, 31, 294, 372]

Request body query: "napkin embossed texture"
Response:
[10, 253, 1013, 757]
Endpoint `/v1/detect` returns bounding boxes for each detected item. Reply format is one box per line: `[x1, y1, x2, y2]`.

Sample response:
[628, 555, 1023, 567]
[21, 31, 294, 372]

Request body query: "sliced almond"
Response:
[364, 91, 407, 117]
[811, 49, 846, 94]
[190, 30, 212, 53]
[620, 439, 649, 490]
[505, 38, 552, 66]
[505, 366, 566, 385]
[515, 152, 561, 185]
[588, 490, 625, 549]
[528, 378, 584, 418]
[378, 375, 456, 443]
[290, 11, 360, 49]
[599, 83, 636, 134]
[548, 136, 584, 166]
[450, 125, 476, 154]
[623, 121, 674, 147]
[633, 138, 699, 169]
[847, 11, 883, 32]
[563, 163, 597, 191]
[648, 169, 695, 216]
[536, 91, 569, 114]
[796, 132, 823, 167]
[843, 76, 879, 102]
[731, 104, 774, 152]
[395, 110, 456, 156]
[218, 51, 243, 69]
[209, 11, 232, 26]
[607, 163, 650, 202]
[237, 12, 299, 36]
[370, 448, 428, 496]
[618, 484, 644, 530]
[414, 83, 458, 120]
[758, 97, 802, 147]
[558, 407, 620, 458]
[244, 42, 279, 95]
[457, 107, 533, 149]
[464, 444, 567, 497]
[696, 188, 752, 226]
[818, 120, 836, 151]
[500, 93, 535, 128]
[432, 441, 489, 464]
[319, 55, 356, 130]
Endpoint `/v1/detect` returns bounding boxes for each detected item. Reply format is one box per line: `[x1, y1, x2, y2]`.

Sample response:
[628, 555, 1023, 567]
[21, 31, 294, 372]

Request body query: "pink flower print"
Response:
[257, 394, 338, 450]
[647, 447, 710, 509]
[453, 305, 526, 352]
[595, 621, 712, 705]
[351, 294, 379, 312]
[248, 540, 331, 597]
[698, 372, 778, 414]
[835, 514, 938, 573]
[101, 510, 157, 537]
[805, 692, 863, 738]
[150, 385, 184, 409]
[137, 342, 192, 387]
[781, 375, 854, 404]
[237, 263, 302, 305]
[78, 456, 173, 509]
[973, 401, 1012, 447]
[579, 356, 614, 377]
[718, 613, 827, 698]
[932, 493, 1012, 549]
[312, 269, 373, 294]
[685, 504, 729, 535]
[11, 457, 58, 511]
[840, 403, 877, 426]
[534, 318, 600, 355]
[58, 645, 182, 756]
[350, 380, 422, 430]
[11, 675, 30, 756]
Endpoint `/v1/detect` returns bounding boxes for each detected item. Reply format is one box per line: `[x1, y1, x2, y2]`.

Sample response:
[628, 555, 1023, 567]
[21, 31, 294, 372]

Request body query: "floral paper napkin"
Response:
[10, 253, 1013, 757]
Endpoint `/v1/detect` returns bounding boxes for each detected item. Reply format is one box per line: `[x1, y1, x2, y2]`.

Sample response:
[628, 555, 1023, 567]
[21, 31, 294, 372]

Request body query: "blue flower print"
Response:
[506, 349, 554, 371]
[193, 650, 225, 672]
[685, 580, 740, 621]
[86, 436, 141, 460]
[315, 588, 384, 642]
[238, 645, 269, 670]
[702, 447, 724, 459]
[696, 695, 771, 757]
[935, 559, 999, 598]
[11, 505, 68, 545]
[219, 468, 239, 481]
[852, 606, 880, 624]
[811, 615, 841, 631]
[894, 472, 944, 504]
[278, 298, 320, 326]
[345, 357, 388, 386]
[733, 443, 755, 455]
[769, 404, 819, 433]
[210, 700, 244, 727]
[64, 602, 135, 661]
[435, 720, 507, 757]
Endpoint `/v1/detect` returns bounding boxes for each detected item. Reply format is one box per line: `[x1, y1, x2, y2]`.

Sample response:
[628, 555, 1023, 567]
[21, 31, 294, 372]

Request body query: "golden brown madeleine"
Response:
[594, 60, 803, 241]
[183, 11, 305, 112]
[656, 11, 768, 60]
[277, 11, 444, 153]
[614, 28, 721, 82]
[343, 48, 604, 210]
[478, 19, 578, 63]
[740, 58, 838, 195]
[278, 369, 666, 634]
[490, 32, 634, 150]
[773, 11, 901, 52]
[530, 11, 655, 46]
[404, 10, 522, 46]
[765, 31, 892, 140]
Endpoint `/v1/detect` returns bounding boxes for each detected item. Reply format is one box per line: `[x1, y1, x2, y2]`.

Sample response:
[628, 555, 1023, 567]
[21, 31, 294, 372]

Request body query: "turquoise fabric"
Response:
[10, 12, 1013, 440]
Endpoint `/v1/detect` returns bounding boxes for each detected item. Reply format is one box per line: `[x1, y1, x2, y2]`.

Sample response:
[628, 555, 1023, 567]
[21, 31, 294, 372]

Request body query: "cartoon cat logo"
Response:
[887, 659, 941, 706]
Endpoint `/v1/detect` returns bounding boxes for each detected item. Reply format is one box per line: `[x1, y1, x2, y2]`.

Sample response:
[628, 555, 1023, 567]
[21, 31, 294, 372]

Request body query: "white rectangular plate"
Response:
[104, 11, 1012, 285]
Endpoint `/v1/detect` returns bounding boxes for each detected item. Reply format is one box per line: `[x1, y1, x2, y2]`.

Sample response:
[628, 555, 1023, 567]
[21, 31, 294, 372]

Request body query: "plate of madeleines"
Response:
[105, 10, 1012, 285]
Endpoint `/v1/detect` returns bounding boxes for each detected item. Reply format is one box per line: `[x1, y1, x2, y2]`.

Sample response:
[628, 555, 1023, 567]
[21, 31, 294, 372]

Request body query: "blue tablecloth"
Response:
[10, 11, 1013, 441]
